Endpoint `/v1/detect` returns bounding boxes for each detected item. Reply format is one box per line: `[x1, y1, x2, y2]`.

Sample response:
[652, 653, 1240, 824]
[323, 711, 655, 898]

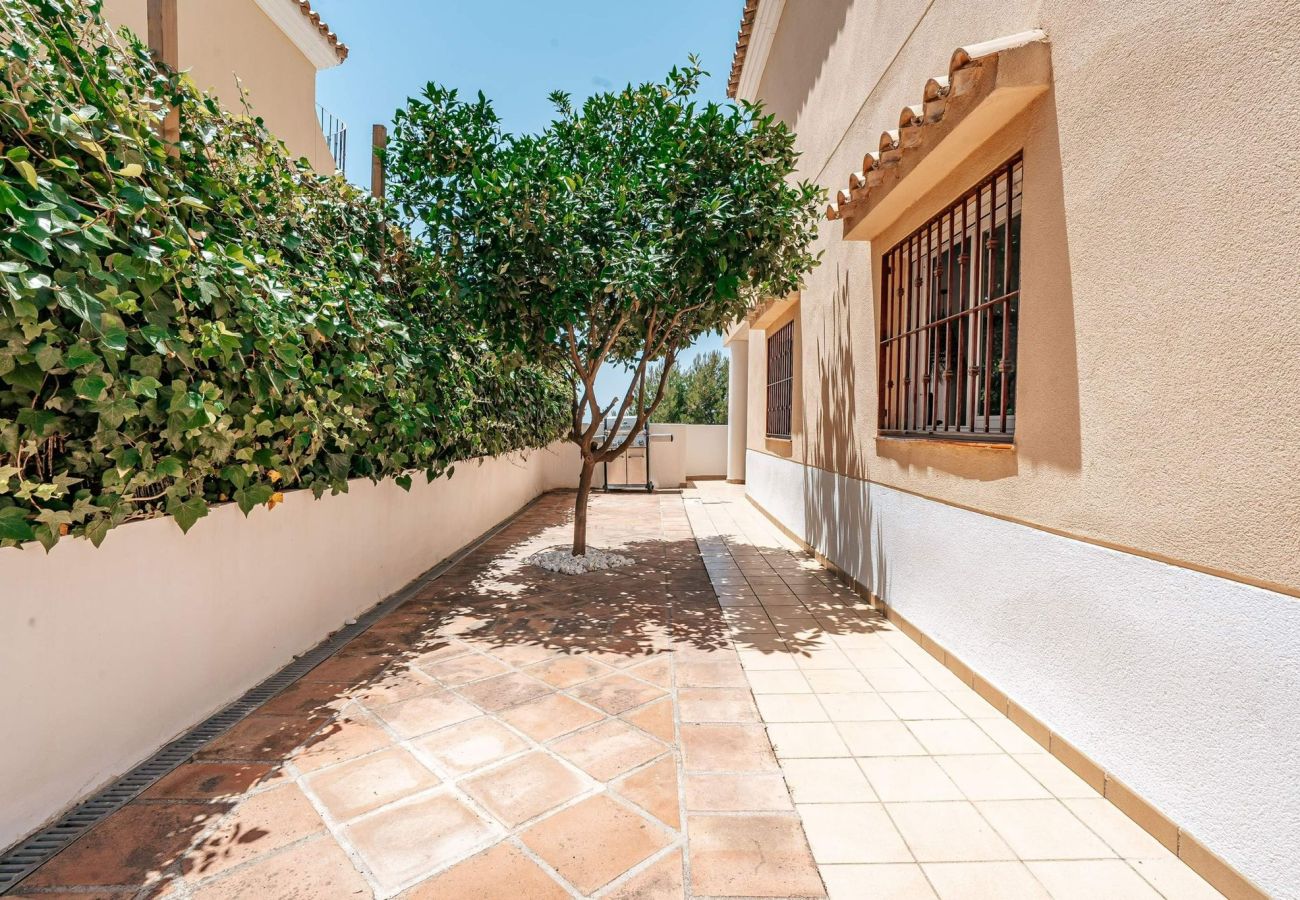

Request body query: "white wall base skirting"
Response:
[745, 449, 1300, 898]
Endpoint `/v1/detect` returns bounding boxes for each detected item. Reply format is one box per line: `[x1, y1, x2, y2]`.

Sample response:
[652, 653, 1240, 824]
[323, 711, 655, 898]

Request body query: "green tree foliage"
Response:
[0, 0, 567, 550]
[649, 350, 728, 425]
[386, 60, 821, 553]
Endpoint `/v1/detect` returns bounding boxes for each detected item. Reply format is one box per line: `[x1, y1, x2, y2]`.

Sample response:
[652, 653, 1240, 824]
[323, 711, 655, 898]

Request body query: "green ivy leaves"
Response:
[0, 0, 568, 551]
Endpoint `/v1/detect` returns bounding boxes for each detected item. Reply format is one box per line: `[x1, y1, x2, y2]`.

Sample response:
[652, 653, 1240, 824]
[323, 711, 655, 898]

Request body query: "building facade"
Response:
[100, 0, 348, 173]
[724, 1, 1300, 896]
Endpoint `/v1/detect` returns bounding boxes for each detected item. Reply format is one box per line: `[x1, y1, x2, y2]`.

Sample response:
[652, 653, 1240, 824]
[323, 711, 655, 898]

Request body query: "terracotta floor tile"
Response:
[678, 687, 761, 723]
[921, 861, 1049, 899]
[258, 680, 351, 717]
[304, 748, 438, 821]
[399, 841, 568, 899]
[551, 718, 667, 781]
[1025, 860, 1161, 899]
[675, 660, 748, 688]
[22, 803, 220, 890]
[300, 654, 391, 684]
[343, 789, 500, 892]
[685, 773, 793, 812]
[481, 641, 557, 668]
[182, 785, 324, 881]
[886, 801, 1015, 863]
[680, 723, 779, 773]
[141, 763, 275, 802]
[460, 751, 590, 827]
[975, 800, 1116, 860]
[781, 758, 877, 804]
[501, 692, 604, 741]
[605, 849, 684, 899]
[349, 669, 441, 708]
[623, 697, 677, 742]
[525, 655, 613, 688]
[521, 794, 669, 895]
[371, 690, 480, 738]
[419, 652, 510, 686]
[687, 814, 824, 897]
[820, 863, 937, 899]
[188, 834, 371, 900]
[413, 716, 528, 776]
[196, 715, 323, 761]
[625, 655, 673, 687]
[614, 756, 681, 828]
[570, 672, 667, 714]
[291, 713, 393, 772]
[457, 672, 553, 712]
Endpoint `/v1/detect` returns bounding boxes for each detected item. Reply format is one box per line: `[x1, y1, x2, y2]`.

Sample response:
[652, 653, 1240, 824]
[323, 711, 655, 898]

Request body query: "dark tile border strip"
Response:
[0, 491, 549, 895]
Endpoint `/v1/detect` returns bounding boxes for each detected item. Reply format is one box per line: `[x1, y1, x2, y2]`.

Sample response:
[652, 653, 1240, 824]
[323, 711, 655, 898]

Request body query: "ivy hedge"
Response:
[0, 0, 569, 549]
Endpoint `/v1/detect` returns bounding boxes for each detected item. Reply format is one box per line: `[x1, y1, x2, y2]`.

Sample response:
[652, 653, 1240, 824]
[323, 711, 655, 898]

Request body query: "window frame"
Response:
[877, 153, 1023, 443]
[765, 320, 794, 440]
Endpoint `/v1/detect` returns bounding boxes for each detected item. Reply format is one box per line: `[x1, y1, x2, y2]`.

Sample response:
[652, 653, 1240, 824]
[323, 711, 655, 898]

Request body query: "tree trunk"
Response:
[573, 457, 596, 556]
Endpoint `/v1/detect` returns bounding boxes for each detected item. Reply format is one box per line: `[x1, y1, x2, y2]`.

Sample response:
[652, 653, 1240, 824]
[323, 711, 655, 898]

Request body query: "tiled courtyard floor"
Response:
[14, 486, 1220, 899]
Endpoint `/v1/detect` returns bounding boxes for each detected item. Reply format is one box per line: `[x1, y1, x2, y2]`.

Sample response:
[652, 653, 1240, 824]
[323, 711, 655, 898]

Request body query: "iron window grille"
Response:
[766, 320, 794, 439]
[878, 154, 1022, 441]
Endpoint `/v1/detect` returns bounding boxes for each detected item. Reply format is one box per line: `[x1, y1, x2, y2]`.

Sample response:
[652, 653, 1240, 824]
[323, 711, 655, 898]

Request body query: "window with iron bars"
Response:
[878, 154, 1022, 441]
[766, 320, 794, 439]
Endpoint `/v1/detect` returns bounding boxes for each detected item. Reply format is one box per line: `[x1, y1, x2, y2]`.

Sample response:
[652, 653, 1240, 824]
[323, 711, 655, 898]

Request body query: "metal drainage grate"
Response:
[0, 495, 542, 895]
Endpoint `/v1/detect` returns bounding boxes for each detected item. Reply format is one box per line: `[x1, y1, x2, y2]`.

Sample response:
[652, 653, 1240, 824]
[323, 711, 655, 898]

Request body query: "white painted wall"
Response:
[0, 442, 584, 852]
[746, 450, 1300, 897]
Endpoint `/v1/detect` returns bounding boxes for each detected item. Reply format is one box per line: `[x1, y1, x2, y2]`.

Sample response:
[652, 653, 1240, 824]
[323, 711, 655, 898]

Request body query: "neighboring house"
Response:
[723, 1, 1298, 897]
[100, 0, 348, 173]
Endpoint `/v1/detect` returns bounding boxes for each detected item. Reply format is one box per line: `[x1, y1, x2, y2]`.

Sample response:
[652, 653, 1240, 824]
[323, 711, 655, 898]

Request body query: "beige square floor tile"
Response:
[756, 693, 829, 722]
[805, 670, 873, 693]
[977, 719, 1047, 755]
[858, 757, 964, 802]
[934, 755, 1052, 801]
[767, 722, 850, 759]
[1026, 860, 1161, 899]
[1061, 798, 1171, 859]
[794, 649, 855, 670]
[343, 789, 501, 892]
[1012, 754, 1097, 799]
[303, 748, 438, 821]
[921, 861, 1049, 899]
[413, 717, 527, 776]
[820, 863, 937, 899]
[976, 800, 1116, 860]
[748, 670, 814, 694]
[819, 692, 897, 722]
[886, 802, 1015, 863]
[906, 720, 1004, 755]
[797, 803, 912, 864]
[1129, 858, 1225, 900]
[943, 688, 1005, 720]
[863, 668, 934, 692]
[782, 757, 877, 803]
[685, 772, 793, 811]
[844, 646, 909, 669]
[880, 692, 965, 720]
[839, 722, 927, 757]
[687, 814, 825, 897]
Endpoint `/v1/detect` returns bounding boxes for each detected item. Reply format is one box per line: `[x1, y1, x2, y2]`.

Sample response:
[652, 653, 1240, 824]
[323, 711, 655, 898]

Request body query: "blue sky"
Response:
[311, 0, 740, 408]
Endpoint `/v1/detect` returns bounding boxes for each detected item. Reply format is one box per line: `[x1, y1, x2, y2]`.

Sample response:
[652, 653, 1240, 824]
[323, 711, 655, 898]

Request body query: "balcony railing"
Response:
[317, 104, 347, 172]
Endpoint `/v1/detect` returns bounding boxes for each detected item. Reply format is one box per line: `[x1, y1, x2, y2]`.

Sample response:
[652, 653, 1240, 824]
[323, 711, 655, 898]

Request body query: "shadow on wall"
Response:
[755, 0, 853, 128]
[874, 92, 1083, 481]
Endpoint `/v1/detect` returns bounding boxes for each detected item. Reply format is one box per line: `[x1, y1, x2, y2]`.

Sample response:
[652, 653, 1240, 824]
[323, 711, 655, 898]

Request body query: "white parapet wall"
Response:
[745, 449, 1300, 897]
[0, 442, 585, 852]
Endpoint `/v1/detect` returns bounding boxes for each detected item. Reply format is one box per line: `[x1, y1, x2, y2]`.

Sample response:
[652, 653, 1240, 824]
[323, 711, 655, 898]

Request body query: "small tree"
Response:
[386, 61, 821, 555]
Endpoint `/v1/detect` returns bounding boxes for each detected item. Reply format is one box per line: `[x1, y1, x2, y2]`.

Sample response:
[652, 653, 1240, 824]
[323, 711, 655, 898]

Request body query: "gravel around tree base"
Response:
[525, 547, 635, 575]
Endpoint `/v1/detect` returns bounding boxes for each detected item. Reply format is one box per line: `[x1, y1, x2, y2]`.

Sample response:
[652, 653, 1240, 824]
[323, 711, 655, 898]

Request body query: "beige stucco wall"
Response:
[745, 0, 1300, 595]
[101, 0, 337, 173]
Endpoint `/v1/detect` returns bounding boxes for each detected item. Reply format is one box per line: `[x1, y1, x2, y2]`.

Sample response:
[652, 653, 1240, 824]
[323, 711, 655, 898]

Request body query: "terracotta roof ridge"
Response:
[727, 0, 760, 99]
[292, 0, 348, 63]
